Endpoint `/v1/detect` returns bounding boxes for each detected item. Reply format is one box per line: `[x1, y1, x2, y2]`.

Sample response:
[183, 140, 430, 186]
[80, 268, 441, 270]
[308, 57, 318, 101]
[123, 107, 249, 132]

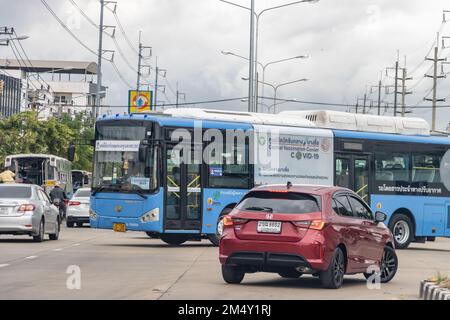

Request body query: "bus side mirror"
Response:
[375, 211, 387, 223]
[68, 145, 76, 162]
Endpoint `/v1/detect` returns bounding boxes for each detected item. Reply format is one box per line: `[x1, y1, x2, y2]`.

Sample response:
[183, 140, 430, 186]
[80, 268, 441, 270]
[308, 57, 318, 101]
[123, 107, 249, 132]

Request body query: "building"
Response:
[0, 73, 22, 118]
[0, 59, 106, 119]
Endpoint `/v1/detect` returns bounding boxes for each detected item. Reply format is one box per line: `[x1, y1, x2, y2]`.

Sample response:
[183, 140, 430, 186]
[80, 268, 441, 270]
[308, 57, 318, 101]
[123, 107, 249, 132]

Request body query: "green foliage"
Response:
[0, 111, 94, 172]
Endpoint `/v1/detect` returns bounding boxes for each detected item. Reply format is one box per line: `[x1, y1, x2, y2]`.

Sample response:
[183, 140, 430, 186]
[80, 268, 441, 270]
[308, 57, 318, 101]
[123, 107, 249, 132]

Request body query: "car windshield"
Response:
[93, 123, 158, 193]
[236, 191, 321, 214]
[75, 190, 91, 197]
[0, 186, 32, 199]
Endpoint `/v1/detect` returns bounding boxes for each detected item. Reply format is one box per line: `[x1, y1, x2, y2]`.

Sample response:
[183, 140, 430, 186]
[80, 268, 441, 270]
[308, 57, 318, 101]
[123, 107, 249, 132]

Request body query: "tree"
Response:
[0, 111, 94, 172]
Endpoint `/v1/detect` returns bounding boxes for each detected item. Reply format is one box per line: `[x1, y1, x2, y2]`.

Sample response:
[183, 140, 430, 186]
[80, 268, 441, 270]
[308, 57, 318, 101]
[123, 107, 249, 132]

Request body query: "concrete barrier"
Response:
[420, 280, 450, 300]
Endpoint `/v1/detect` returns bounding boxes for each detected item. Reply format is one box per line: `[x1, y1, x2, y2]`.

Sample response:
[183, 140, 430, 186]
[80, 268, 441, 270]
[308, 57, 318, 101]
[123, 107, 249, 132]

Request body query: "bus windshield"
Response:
[93, 123, 158, 193]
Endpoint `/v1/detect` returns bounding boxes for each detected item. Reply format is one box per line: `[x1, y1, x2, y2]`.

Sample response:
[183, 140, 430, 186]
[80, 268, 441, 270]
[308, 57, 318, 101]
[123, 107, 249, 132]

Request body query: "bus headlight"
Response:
[89, 209, 97, 220]
[141, 208, 159, 223]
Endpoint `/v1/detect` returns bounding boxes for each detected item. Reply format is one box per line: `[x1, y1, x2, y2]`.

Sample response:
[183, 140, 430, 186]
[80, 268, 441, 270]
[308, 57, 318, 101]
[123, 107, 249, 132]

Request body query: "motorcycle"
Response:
[52, 198, 67, 222]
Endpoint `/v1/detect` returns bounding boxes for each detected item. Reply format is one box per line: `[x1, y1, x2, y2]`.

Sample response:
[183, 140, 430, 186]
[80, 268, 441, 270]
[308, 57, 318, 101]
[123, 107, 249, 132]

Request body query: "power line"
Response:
[111, 35, 138, 73]
[111, 60, 132, 88]
[105, 3, 140, 56]
[8, 38, 49, 93]
[68, 0, 138, 74]
[40, 0, 132, 89]
[96, 97, 246, 109]
[41, 0, 99, 56]
[98, 95, 450, 110]
[267, 97, 450, 110]
[68, 0, 99, 29]
[409, 21, 446, 77]
[11, 30, 55, 93]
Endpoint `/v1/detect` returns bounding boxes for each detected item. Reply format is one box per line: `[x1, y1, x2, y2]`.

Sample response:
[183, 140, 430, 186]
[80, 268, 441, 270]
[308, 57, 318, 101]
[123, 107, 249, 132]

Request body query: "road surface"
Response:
[0, 226, 449, 300]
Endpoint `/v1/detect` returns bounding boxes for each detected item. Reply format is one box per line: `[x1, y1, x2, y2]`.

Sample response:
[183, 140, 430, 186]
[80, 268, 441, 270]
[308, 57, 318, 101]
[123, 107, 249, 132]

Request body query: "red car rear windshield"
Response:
[236, 191, 321, 214]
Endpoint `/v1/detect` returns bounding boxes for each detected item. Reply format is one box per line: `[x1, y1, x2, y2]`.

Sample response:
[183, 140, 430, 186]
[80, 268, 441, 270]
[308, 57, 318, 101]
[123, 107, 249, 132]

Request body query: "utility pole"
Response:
[357, 91, 372, 115]
[153, 57, 166, 111]
[175, 82, 186, 109]
[385, 54, 400, 116]
[135, 31, 152, 110]
[386, 54, 413, 117]
[393, 61, 399, 116]
[425, 34, 446, 131]
[376, 80, 382, 116]
[95, 0, 105, 122]
[399, 68, 413, 117]
[356, 86, 373, 114]
[154, 64, 159, 110]
[371, 79, 389, 116]
[94, 1, 116, 122]
[136, 31, 142, 97]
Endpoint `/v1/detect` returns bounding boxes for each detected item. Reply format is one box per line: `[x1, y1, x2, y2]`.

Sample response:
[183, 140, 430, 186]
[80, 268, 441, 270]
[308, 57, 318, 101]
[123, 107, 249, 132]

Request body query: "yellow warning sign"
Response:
[128, 90, 153, 113]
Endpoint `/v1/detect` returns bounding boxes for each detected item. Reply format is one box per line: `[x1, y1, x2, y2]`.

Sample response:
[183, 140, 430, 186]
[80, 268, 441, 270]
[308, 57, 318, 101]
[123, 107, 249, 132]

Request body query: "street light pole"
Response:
[219, 0, 318, 113]
[273, 79, 309, 113]
[242, 77, 308, 113]
[248, 0, 256, 112]
[222, 51, 308, 110]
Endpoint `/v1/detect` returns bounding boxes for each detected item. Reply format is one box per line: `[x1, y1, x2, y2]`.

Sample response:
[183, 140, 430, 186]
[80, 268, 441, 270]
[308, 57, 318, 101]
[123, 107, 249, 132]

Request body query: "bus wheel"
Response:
[160, 235, 187, 246]
[388, 214, 413, 249]
[208, 208, 232, 247]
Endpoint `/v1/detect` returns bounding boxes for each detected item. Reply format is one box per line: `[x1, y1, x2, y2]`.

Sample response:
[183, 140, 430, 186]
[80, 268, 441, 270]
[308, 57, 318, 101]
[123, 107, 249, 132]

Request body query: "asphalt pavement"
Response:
[0, 226, 449, 300]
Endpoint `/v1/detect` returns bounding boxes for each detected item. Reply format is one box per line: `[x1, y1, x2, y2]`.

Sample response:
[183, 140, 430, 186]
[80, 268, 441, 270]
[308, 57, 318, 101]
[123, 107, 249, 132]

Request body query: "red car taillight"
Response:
[293, 219, 326, 231]
[68, 201, 81, 206]
[223, 215, 248, 227]
[17, 204, 35, 212]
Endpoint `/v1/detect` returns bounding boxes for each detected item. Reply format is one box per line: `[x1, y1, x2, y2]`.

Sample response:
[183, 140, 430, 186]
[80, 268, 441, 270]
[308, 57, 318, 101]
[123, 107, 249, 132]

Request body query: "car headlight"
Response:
[140, 208, 159, 223]
[89, 209, 97, 220]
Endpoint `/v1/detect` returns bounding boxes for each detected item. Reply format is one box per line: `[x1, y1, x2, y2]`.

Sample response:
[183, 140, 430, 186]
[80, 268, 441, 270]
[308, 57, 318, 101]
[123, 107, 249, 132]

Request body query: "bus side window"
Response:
[207, 135, 250, 189]
[412, 153, 443, 184]
[375, 152, 410, 183]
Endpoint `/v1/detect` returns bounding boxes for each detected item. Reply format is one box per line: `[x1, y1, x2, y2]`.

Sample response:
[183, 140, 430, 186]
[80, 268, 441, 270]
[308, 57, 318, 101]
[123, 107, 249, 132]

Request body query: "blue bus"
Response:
[88, 109, 450, 248]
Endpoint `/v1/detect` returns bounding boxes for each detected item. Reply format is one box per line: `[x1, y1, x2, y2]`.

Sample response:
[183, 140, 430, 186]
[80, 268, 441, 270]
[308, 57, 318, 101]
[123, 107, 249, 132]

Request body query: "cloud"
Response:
[1, 0, 449, 129]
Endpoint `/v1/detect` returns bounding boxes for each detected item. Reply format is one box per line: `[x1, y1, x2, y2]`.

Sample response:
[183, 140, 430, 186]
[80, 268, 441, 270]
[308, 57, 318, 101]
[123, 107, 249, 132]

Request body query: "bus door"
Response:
[41, 160, 47, 187]
[335, 154, 371, 204]
[165, 143, 202, 231]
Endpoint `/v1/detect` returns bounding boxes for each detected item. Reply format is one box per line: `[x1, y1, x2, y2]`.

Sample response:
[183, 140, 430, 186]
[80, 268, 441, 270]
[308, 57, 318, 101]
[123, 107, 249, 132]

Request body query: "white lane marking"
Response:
[52, 248, 63, 252]
[0, 264, 10, 268]
[25, 256, 38, 260]
[73, 243, 80, 247]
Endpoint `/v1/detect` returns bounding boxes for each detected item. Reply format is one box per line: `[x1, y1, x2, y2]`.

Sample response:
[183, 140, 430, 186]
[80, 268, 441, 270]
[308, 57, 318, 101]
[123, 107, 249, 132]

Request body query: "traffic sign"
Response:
[128, 90, 154, 113]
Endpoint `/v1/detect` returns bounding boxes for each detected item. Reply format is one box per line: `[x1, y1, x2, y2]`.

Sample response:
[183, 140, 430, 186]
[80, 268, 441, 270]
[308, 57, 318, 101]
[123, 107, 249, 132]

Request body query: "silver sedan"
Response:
[0, 184, 60, 242]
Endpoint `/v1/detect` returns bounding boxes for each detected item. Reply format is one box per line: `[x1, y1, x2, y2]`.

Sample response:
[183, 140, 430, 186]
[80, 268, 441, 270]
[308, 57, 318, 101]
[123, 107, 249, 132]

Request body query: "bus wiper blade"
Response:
[92, 185, 117, 196]
[244, 206, 273, 213]
[129, 188, 148, 199]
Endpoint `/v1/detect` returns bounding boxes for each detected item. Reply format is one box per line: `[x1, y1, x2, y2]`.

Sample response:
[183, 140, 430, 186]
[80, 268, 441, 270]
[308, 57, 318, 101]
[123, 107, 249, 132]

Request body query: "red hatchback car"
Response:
[219, 184, 398, 289]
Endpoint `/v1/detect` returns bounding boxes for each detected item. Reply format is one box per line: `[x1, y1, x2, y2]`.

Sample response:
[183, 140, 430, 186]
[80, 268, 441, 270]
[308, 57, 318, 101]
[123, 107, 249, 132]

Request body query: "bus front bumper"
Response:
[90, 215, 163, 233]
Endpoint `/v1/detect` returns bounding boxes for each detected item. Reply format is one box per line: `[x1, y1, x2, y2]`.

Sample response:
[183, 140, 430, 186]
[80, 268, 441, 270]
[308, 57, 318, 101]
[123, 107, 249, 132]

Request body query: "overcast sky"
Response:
[1, 0, 450, 130]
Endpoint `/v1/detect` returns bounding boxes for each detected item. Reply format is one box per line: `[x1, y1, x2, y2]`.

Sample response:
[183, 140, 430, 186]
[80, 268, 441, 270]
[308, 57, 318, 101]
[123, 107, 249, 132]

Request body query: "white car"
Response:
[66, 188, 91, 228]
